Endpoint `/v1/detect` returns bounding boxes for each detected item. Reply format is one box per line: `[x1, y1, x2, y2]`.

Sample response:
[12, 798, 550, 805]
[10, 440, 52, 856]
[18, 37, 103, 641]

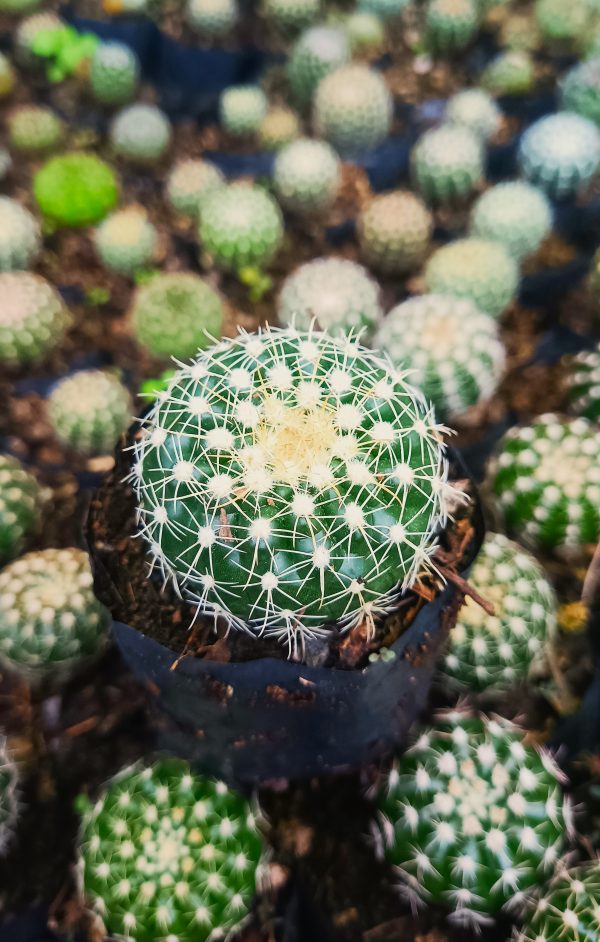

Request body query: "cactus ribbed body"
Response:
[357, 191, 432, 275]
[560, 58, 600, 126]
[0, 272, 71, 367]
[110, 104, 172, 165]
[186, 0, 239, 35]
[94, 207, 158, 276]
[198, 182, 283, 272]
[518, 112, 600, 199]
[424, 238, 518, 318]
[90, 41, 140, 106]
[34, 153, 118, 228]
[517, 863, 600, 942]
[0, 738, 18, 854]
[411, 125, 483, 205]
[264, 0, 320, 32]
[313, 63, 392, 156]
[425, 0, 480, 54]
[132, 272, 223, 360]
[565, 345, 600, 422]
[278, 258, 382, 335]
[481, 50, 535, 95]
[470, 182, 552, 261]
[258, 107, 301, 150]
[0, 198, 40, 272]
[273, 138, 340, 216]
[0, 455, 42, 565]
[47, 369, 132, 455]
[220, 85, 268, 136]
[288, 25, 350, 107]
[166, 159, 225, 217]
[8, 105, 63, 154]
[445, 88, 501, 142]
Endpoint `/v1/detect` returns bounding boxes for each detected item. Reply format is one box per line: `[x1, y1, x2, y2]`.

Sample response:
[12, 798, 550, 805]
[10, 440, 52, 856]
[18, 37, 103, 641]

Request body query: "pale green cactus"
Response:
[0, 272, 71, 367]
[470, 182, 553, 261]
[357, 191, 432, 275]
[445, 88, 501, 142]
[7, 105, 63, 154]
[278, 257, 382, 335]
[287, 25, 350, 107]
[94, 207, 158, 277]
[0, 738, 18, 855]
[273, 137, 340, 216]
[344, 11, 385, 50]
[0, 198, 40, 273]
[313, 63, 392, 156]
[186, 0, 239, 35]
[560, 59, 600, 127]
[264, 0, 320, 32]
[198, 182, 284, 272]
[131, 272, 223, 360]
[424, 238, 518, 319]
[166, 159, 225, 217]
[411, 125, 483, 205]
[219, 85, 268, 137]
[565, 345, 600, 422]
[47, 369, 132, 456]
[425, 0, 480, 54]
[535, 0, 590, 47]
[258, 107, 301, 151]
[89, 41, 140, 107]
[518, 112, 600, 198]
[110, 103, 172, 165]
[0, 455, 42, 565]
[517, 862, 600, 942]
[481, 50, 536, 96]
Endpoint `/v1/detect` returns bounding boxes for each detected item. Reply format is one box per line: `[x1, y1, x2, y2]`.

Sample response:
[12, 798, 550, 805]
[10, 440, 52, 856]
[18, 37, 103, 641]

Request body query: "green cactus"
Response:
[34, 152, 119, 228]
[185, 0, 239, 35]
[78, 758, 264, 942]
[264, 0, 320, 32]
[278, 257, 382, 335]
[287, 25, 350, 107]
[357, 191, 432, 275]
[131, 272, 223, 360]
[374, 294, 505, 421]
[442, 531, 556, 691]
[313, 63, 392, 156]
[358, 0, 409, 19]
[258, 107, 301, 151]
[89, 41, 140, 107]
[517, 862, 600, 942]
[481, 51, 536, 96]
[15, 12, 62, 67]
[273, 137, 340, 216]
[518, 112, 600, 199]
[425, 0, 480, 54]
[445, 88, 501, 142]
[0, 0, 40, 13]
[94, 207, 158, 277]
[110, 104, 172, 165]
[499, 12, 541, 52]
[535, 0, 590, 47]
[0, 548, 110, 677]
[198, 182, 283, 272]
[560, 59, 600, 127]
[219, 85, 268, 137]
[0, 454, 42, 565]
[7, 105, 63, 155]
[344, 11, 385, 51]
[0, 198, 40, 272]
[166, 159, 225, 217]
[0, 738, 18, 855]
[491, 414, 600, 550]
[47, 369, 132, 455]
[565, 345, 600, 422]
[376, 710, 571, 925]
[424, 238, 518, 319]
[411, 125, 484, 205]
[0, 53, 16, 98]
[0, 272, 71, 368]
[470, 182, 553, 261]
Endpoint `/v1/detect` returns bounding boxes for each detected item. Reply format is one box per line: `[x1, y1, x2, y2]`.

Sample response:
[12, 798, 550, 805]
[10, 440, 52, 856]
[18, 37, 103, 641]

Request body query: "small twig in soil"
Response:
[436, 565, 495, 616]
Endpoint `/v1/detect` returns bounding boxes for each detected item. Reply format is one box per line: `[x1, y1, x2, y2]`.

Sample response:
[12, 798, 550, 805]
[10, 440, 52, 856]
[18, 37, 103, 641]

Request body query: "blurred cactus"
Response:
[0, 454, 42, 565]
[424, 238, 518, 318]
[273, 137, 340, 216]
[357, 191, 432, 275]
[470, 182, 553, 261]
[0, 198, 40, 272]
[47, 369, 132, 455]
[131, 272, 223, 360]
[411, 125, 483, 205]
[0, 272, 71, 367]
[313, 63, 392, 156]
[110, 103, 172, 165]
[278, 257, 382, 334]
[518, 112, 600, 198]
[94, 207, 158, 277]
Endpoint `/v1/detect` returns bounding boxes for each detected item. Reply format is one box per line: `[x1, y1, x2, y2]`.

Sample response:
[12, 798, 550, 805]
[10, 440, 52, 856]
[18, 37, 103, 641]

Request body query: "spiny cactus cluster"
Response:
[0, 272, 71, 369]
[264, 0, 320, 32]
[94, 207, 158, 277]
[445, 88, 501, 142]
[481, 50, 535, 96]
[131, 325, 454, 648]
[7, 105, 63, 154]
[517, 861, 600, 942]
[287, 25, 350, 107]
[110, 103, 172, 165]
[0, 548, 110, 677]
[0, 197, 40, 272]
[219, 85, 268, 137]
[425, 0, 480, 54]
[560, 58, 600, 126]
[376, 710, 571, 926]
[357, 191, 432, 275]
[198, 182, 284, 272]
[278, 257, 382, 334]
[313, 63, 392, 156]
[518, 112, 600, 198]
[47, 369, 132, 456]
[258, 106, 301, 150]
[273, 137, 340, 216]
[374, 294, 505, 421]
[424, 238, 518, 319]
[89, 41, 140, 107]
[132, 272, 223, 360]
[411, 124, 483, 205]
[565, 345, 600, 422]
[0, 455, 42, 565]
[186, 0, 239, 35]
[470, 182, 552, 261]
[78, 759, 264, 942]
[34, 153, 118, 228]
[166, 159, 225, 217]
[0, 738, 18, 855]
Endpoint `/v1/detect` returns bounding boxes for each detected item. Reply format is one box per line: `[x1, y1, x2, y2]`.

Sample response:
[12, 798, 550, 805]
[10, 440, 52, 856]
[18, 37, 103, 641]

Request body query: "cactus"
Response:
[490, 414, 600, 550]
[411, 125, 483, 205]
[374, 294, 505, 421]
[258, 107, 301, 150]
[198, 182, 283, 272]
[34, 153, 118, 228]
[357, 191, 432, 275]
[186, 0, 239, 35]
[0, 52, 16, 98]
[424, 238, 518, 319]
[0, 272, 71, 368]
[535, 0, 590, 47]
[94, 207, 158, 277]
[500, 12, 541, 51]
[481, 50, 536, 96]
[0, 738, 18, 855]
[445, 88, 501, 142]
[110, 104, 172, 165]
[219, 85, 268, 137]
[313, 63, 392, 156]
[287, 25, 350, 107]
[470, 182, 553, 261]
[7, 105, 63, 154]
[78, 758, 264, 942]
[0, 548, 110, 677]
[47, 369, 132, 456]
[560, 59, 600, 127]
[358, 0, 409, 18]
[166, 159, 225, 217]
[425, 0, 480, 54]
[273, 138, 340, 216]
[89, 41, 140, 106]
[15, 12, 62, 67]
[517, 862, 600, 942]
[264, 0, 320, 32]
[344, 11, 385, 51]
[278, 258, 382, 335]
[0, 198, 40, 272]
[131, 324, 454, 649]
[131, 272, 223, 360]
[442, 532, 556, 691]
[0, 0, 40, 13]
[376, 710, 571, 925]
[564, 345, 600, 422]
[518, 112, 600, 199]
[0, 454, 42, 565]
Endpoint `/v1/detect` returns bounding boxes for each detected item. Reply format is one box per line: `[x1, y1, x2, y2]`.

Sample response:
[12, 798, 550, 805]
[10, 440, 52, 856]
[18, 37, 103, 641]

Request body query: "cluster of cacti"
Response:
[7, 105, 63, 154]
[78, 758, 264, 942]
[411, 125, 483, 205]
[34, 153, 118, 228]
[110, 103, 172, 165]
[0, 52, 15, 98]
[258, 106, 301, 150]
[442, 532, 556, 691]
[0, 739, 18, 855]
[560, 58, 600, 126]
[564, 345, 600, 422]
[445, 88, 501, 142]
[89, 41, 140, 106]
[186, 0, 239, 35]
[491, 414, 600, 550]
[131, 272, 224, 360]
[357, 191, 432, 275]
[425, 0, 480, 54]
[219, 85, 268, 136]
[374, 294, 505, 421]
[47, 369, 132, 456]
[131, 325, 454, 647]
[424, 238, 518, 318]
[470, 182, 553, 261]
[0, 197, 40, 272]
[481, 50, 536, 95]
[198, 182, 283, 272]
[518, 112, 600, 198]
[313, 63, 392, 156]
[344, 10, 385, 50]
[264, 0, 320, 32]
[273, 138, 340, 216]
[517, 862, 600, 942]
[376, 710, 570, 925]
[166, 158, 225, 217]
[287, 25, 350, 106]
[0, 455, 42, 565]
[0, 272, 71, 367]
[278, 258, 382, 334]
[94, 206, 158, 276]
[535, 0, 590, 47]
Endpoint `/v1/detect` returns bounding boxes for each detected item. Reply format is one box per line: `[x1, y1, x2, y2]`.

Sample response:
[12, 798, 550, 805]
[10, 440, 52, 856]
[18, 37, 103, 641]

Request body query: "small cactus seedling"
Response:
[287, 25, 350, 107]
[278, 257, 382, 335]
[442, 531, 556, 691]
[131, 325, 454, 648]
[47, 369, 132, 456]
[0, 738, 18, 855]
[0, 198, 41, 272]
[560, 58, 600, 127]
[219, 85, 268, 137]
[517, 861, 600, 942]
[258, 107, 301, 151]
[344, 11, 385, 51]
[0, 52, 15, 98]
[313, 63, 392, 156]
[358, 0, 409, 19]
[411, 125, 483, 205]
[357, 191, 432, 275]
[7, 105, 63, 154]
[424, 238, 518, 319]
[273, 137, 340, 216]
[89, 41, 140, 106]
[110, 103, 172, 165]
[264, 0, 320, 32]
[0, 272, 71, 367]
[0, 454, 42, 565]
[425, 0, 480, 54]
[186, 0, 239, 35]
[0, 548, 110, 677]
[131, 272, 224, 360]
[445, 88, 501, 142]
[34, 153, 118, 228]
[518, 112, 600, 199]
[94, 207, 158, 277]
[374, 294, 505, 421]
[166, 159, 225, 217]
[198, 182, 283, 272]
[535, 0, 590, 48]
[78, 758, 264, 942]
[470, 182, 553, 261]
[565, 345, 600, 422]
[481, 50, 536, 96]
[376, 710, 571, 925]
[15, 12, 62, 67]
[490, 414, 600, 550]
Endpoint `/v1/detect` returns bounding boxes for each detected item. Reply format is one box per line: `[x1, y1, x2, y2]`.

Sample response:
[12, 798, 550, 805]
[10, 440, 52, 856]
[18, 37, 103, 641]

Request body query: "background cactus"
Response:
[424, 238, 518, 318]
[470, 182, 553, 261]
[0, 198, 40, 272]
[0, 272, 71, 367]
[198, 182, 283, 272]
[0, 739, 18, 855]
[358, 0, 409, 19]
[357, 191, 432, 275]
[94, 206, 158, 277]
[560, 58, 600, 126]
[47, 369, 132, 456]
[15, 12, 62, 67]
[535, 0, 590, 47]
[344, 11, 385, 50]
[166, 159, 225, 217]
[278, 257, 382, 334]
[264, 0, 320, 32]
[110, 103, 172, 165]
[517, 862, 600, 942]
[219, 85, 268, 137]
[273, 138, 340, 216]
[186, 0, 239, 35]
[287, 25, 350, 107]
[0, 52, 15, 98]
[490, 414, 600, 550]
[258, 106, 301, 150]
[374, 294, 505, 421]
[313, 63, 392, 156]
[89, 41, 140, 106]
[518, 112, 600, 198]
[425, 0, 480, 54]
[78, 758, 264, 942]
[445, 88, 501, 142]
[565, 346, 600, 422]
[7, 105, 63, 154]
[0, 454, 42, 565]
[34, 153, 118, 228]
[131, 272, 223, 360]
[481, 50, 536, 96]
[411, 125, 483, 205]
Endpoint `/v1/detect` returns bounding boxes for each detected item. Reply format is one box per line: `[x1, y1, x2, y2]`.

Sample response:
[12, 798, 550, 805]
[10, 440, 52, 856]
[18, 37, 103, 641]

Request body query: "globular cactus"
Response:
[47, 369, 132, 456]
[198, 182, 283, 272]
[131, 325, 454, 649]
[481, 50, 536, 96]
[442, 532, 556, 691]
[77, 758, 264, 942]
[565, 346, 600, 422]
[374, 294, 505, 421]
[425, 0, 480, 54]
[7, 105, 63, 154]
[0, 272, 71, 367]
[89, 41, 140, 107]
[358, 0, 409, 18]
[0, 739, 18, 855]
[500, 11, 541, 52]
[287, 25, 350, 107]
[131, 272, 223, 360]
[15, 12, 62, 67]
[264, 0, 320, 32]
[445, 88, 501, 142]
[186, 0, 239, 35]
[258, 107, 301, 151]
[166, 158, 225, 217]
[424, 238, 518, 319]
[490, 414, 600, 551]
[110, 103, 172, 165]
[313, 63, 392, 156]
[94, 206, 158, 277]
[219, 85, 268, 137]
[560, 58, 600, 127]
[34, 153, 118, 228]
[278, 258, 382, 334]
[0, 198, 40, 272]
[518, 112, 600, 199]
[273, 137, 340, 216]
[0, 52, 15, 98]
[470, 182, 553, 261]
[535, 0, 590, 48]
[517, 862, 600, 942]
[376, 710, 571, 925]
[0, 454, 42, 565]
[357, 191, 432, 275]
[344, 11, 385, 51]
[411, 125, 483, 205]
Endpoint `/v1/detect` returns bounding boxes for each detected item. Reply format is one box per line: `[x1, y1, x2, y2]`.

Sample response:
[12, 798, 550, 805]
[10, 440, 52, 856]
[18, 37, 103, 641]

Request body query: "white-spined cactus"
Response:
[313, 63, 392, 156]
[7, 105, 63, 154]
[278, 258, 382, 335]
[89, 41, 140, 107]
[517, 862, 600, 942]
[481, 50, 536, 96]
[166, 159, 225, 218]
[94, 207, 158, 277]
[0, 198, 40, 273]
[198, 182, 283, 272]
[0, 738, 18, 855]
[357, 191, 432, 275]
[287, 25, 350, 107]
[110, 103, 172, 166]
[445, 88, 501, 142]
[0, 454, 42, 565]
[560, 58, 600, 127]
[186, 0, 239, 36]
[535, 0, 590, 48]
[470, 182, 552, 261]
[273, 137, 340, 216]
[0, 272, 71, 368]
[411, 125, 483, 205]
[47, 369, 132, 456]
[424, 238, 518, 319]
[565, 345, 600, 422]
[425, 0, 480, 54]
[518, 112, 600, 199]
[219, 85, 268, 137]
